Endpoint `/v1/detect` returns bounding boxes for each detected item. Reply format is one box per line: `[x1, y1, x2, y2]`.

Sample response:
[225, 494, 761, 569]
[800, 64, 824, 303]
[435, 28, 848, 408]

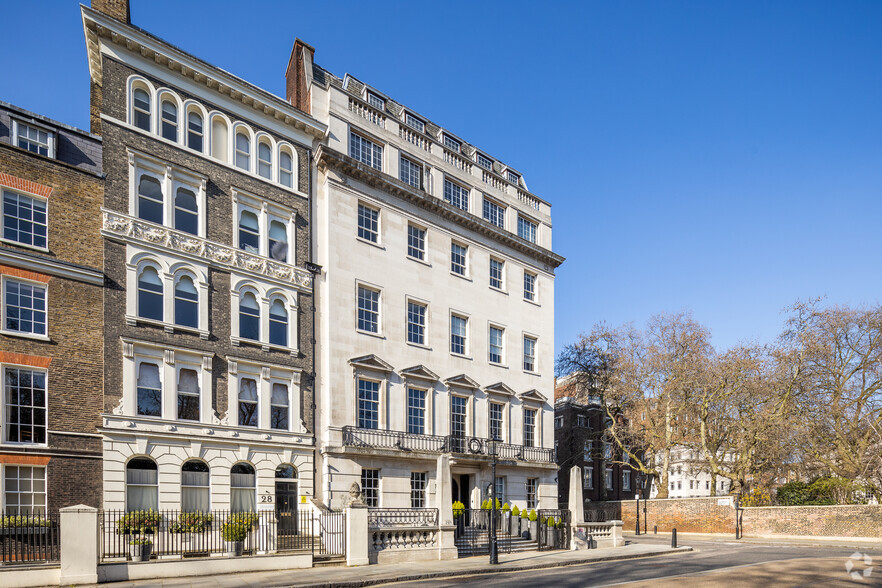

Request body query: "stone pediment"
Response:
[519, 389, 548, 403]
[444, 374, 480, 390]
[399, 365, 439, 382]
[484, 382, 516, 397]
[348, 354, 394, 374]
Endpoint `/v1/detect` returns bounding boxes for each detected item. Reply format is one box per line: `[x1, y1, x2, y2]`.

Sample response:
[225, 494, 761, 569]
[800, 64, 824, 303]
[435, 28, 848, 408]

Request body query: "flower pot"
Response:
[509, 516, 520, 537]
[129, 543, 152, 561]
[529, 520, 538, 541]
[225, 540, 244, 556]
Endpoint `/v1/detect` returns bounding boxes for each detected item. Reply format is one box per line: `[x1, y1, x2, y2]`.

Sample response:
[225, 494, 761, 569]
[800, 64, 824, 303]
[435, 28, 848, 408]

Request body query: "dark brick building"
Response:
[0, 101, 105, 512]
[83, 1, 326, 512]
[554, 389, 639, 509]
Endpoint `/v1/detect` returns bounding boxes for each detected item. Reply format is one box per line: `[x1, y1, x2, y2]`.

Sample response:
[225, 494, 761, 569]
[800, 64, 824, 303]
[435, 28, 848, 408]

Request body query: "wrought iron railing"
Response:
[368, 508, 438, 528]
[342, 426, 555, 463]
[537, 509, 571, 551]
[0, 511, 60, 564]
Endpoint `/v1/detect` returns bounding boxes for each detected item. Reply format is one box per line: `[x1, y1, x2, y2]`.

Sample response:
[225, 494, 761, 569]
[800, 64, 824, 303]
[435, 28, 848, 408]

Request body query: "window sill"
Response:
[231, 336, 299, 356]
[489, 286, 508, 295]
[450, 352, 472, 361]
[356, 329, 385, 340]
[126, 315, 209, 340]
[407, 255, 431, 268]
[523, 297, 541, 307]
[523, 370, 541, 377]
[0, 441, 49, 449]
[0, 330, 50, 342]
[356, 236, 384, 250]
[0, 239, 50, 255]
[450, 271, 471, 282]
[489, 362, 508, 369]
[406, 341, 432, 351]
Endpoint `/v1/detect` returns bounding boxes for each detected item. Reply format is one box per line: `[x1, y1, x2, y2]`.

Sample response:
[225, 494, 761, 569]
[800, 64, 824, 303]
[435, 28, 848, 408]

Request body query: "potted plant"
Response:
[170, 511, 213, 554]
[129, 525, 153, 561]
[0, 515, 51, 536]
[528, 509, 538, 541]
[510, 505, 520, 536]
[501, 502, 511, 535]
[222, 513, 256, 556]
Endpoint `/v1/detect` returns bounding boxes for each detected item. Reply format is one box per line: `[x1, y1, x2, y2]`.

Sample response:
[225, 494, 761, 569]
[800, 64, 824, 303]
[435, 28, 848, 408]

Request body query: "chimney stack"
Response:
[91, 0, 130, 23]
[285, 39, 315, 114]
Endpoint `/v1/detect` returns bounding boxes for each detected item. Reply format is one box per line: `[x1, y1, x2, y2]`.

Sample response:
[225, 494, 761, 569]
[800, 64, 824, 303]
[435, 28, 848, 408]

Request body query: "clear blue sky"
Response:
[3, 1, 881, 355]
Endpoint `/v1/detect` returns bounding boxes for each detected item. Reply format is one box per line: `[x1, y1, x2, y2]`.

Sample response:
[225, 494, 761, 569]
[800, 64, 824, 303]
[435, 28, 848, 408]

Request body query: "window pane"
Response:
[443, 180, 468, 211]
[407, 301, 426, 345]
[279, 150, 293, 187]
[136, 363, 162, 417]
[174, 187, 198, 235]
[4, 368, 47, 444]
[3, 191, 48, 248]
[177, 368, 200, 421]
[238, 210, 260, 253]
[451, 243, 467, 276]
[161, 100, 177, 141]
[357, 287, 379, 333]
[451, 396, 467, 437]
[361, 470, 379, 507]
[187, 111, 203, 152]
[269, 298, 288, 347]
[349, 133, 382, 170]
[270, 383, 289, 430]
[518, 216, 538, 243]
[482, 198, 505, 228]
[357, 379, 379, 429]
[138, 266, 163, 321]
[357, 204, 379, 242]
[4, 280, 47, 335]
[451, 315, 467, 355]
[399, 156, 421, 189]
[524, 272, 536, 301]
[490, 259, 504, 289]
[133, 89, 151, 131]
[489, 326, 503, 364]
[235, 133, 250, 170]
[258, 142, 272, 179]
[138, 176, 164, 224]
[269, 220, 288, 262]
[239, 293, 260, 340]
[407, 388, 425, 434]
[407, 224, 425, 260]
[238, 378, 258, 427]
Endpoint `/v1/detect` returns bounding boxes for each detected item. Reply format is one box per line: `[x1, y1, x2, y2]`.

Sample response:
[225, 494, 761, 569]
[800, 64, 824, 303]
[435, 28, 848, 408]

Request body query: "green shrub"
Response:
[481, 499, 489, 510]
[776, 481, 812, 506]
[222, 513, 257, 543]
[511, 505, 520, 517]
[740, 488, 773, 507]
[0, 515, 51, 528]
[528, 509, 537, 522]
[117, 510, 162, 535]
[452, 501, 465, 518]
[808, 477, 868, 505]
[502, 502, 510, 512]
[169, 511, 214, 533]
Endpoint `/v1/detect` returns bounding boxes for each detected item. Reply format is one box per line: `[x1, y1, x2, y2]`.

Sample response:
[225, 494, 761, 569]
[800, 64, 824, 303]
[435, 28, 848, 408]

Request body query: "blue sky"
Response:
[3, 1, 881, 355]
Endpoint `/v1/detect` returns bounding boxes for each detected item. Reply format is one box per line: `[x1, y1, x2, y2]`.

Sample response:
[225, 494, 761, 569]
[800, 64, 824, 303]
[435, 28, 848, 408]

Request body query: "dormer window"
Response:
[404, 113, 425, 133]
[443, 135, 461, 153]
[367, 92, 385, 110]
[13, 120, 54, 158]
[507, 170, 520, 185]
[476, 153, 493, 170]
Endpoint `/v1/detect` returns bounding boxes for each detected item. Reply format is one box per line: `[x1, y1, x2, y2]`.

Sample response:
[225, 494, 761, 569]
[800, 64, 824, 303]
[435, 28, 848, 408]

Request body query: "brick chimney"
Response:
[91, 0, 130, 23]
[285, 39, 315, 114]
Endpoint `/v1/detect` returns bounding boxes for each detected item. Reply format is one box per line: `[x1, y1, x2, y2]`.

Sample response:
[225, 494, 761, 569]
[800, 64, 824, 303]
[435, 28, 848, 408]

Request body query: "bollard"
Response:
[671, 528, 677, 548]
[654, 525, 657, 534]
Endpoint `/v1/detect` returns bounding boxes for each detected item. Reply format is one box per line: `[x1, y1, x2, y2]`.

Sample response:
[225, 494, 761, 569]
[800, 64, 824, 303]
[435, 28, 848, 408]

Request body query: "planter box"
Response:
[529, 520, 538, 541]
[225, 540, 244, 557]
[0, 526, 49, 536]
[129, 543, 153, 561]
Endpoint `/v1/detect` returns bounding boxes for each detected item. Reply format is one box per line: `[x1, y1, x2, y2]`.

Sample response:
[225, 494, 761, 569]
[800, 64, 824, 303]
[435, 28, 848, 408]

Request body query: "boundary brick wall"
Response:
[586, 497, 882, 539]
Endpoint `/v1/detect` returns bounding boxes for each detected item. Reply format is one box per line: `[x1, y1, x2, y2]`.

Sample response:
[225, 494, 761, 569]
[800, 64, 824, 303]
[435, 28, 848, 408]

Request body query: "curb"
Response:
[285, 547, 693, 588]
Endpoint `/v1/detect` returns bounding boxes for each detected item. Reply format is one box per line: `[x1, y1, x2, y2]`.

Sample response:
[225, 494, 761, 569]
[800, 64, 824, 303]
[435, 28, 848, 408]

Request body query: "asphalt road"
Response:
[384, 536, 882, 587]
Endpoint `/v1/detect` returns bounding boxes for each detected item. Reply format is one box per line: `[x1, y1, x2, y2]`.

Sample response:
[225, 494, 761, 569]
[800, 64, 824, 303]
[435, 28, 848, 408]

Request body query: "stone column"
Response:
[611, 520, 624, 547]
[345, 503, 370, 566]
[436, 454, 458, 560]
[568, 465, 589, 550]
[60, 505, 99, 585]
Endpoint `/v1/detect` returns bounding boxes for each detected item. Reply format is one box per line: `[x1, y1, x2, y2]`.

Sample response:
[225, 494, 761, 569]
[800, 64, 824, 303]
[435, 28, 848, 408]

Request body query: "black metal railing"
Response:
[368, 508, 438, 528]
[313, 510, 345, 557]
[452, 508, 513, 557]
[537, 509, 571, 551]
[342, 426, 555, 463]
[100, 509, 316, 561]
[0, 512, 60, 564]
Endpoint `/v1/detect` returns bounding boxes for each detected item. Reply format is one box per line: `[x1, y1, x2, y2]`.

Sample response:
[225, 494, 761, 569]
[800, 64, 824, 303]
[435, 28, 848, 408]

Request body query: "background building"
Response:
[287, 42, 565, 510]
[83, 1, 326, 514]
[0, 101, 105, 512]
[649, 446, 733, 498]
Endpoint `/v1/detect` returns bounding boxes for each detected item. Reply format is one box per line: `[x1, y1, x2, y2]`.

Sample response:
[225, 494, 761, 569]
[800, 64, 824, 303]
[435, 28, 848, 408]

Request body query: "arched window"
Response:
[211, 116, 228, 162]
[258, 141, 272, 179]
[136, 361, 162, 417]
[235, 132, 250, 170]
[181, 460, 209, 512]
[230, 463, 256, 513]
[187, 110, 203, 152]
[174, 187, 198, 235]
[137, 175, 163, 224]
[239, 292, 260, 341]
[269, 299, 288, 347]
[174, 275, 198, 328]
[269, 220, 288, 262]
[270, 383, 289, 430]
[238, 377, 258, 427]
[137, 266, 163, 321]
[161, 100, 178, 141]
[275, 464, 296, 479]
[177, 367, 200, 421]
[279, 148, 293, 188]
[127, 457, 158, 511]
[238, 210, 260, 253]
[133, 88, 151, 131]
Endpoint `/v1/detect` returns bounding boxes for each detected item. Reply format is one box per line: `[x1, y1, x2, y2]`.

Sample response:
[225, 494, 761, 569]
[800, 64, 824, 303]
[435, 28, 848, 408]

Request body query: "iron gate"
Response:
[313, 510, 345, 557]
[453, 508, 512, 557]
[537, 509, 571, 551]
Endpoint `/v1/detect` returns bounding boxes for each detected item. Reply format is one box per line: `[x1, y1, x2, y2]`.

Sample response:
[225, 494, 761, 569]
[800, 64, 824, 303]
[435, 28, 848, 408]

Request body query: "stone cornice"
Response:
[101, 209, 313, 291]
[81, 6, 326, 140]
[0, 246, 104, 286]
[316, 146, 565, 270]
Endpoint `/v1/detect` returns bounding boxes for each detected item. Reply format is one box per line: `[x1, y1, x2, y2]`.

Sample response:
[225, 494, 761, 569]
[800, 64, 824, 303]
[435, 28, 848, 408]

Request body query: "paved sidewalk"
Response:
[624, 530, 882, 550]
[84, 544, 690, 588]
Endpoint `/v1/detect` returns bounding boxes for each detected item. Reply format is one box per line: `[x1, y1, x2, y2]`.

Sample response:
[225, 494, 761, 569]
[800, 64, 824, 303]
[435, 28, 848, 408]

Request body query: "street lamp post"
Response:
[635, 472, 643, 535]
[489, 436, 499, 565]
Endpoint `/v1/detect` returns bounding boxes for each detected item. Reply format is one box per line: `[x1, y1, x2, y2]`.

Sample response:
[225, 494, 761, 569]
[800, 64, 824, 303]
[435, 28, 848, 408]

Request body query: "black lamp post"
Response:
[635, 472, 643, 535]
[488, 436, 499, 564]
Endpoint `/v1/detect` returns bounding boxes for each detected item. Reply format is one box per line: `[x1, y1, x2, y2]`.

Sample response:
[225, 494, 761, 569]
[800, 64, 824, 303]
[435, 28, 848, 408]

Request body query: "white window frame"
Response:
[232, 189, 296, 261]
[357, 202, 380, 244]
[399, 154, 423, 190]
[517, 214, 538, 244]
[476, 152, 493, 170]
[450, 312, 469, 357]
[404, 112, 425, 133]
[482, 196, 505, 229]
[406, 223, 427, 261]
[1, 362, 49, 447]
[349, 130, 383, 171]
[11, 118, 55, 159]
[584, 466, 594, 489]
[1, 187, 49, 252]
[366, 92, 385, 110]
[443, 134, 461, 153]
[523, 271, 538, 303]
[605, 467, 614, 490]
[443, 178, 469, 212]
[128, 150, 207, 238]
[406, 297, 428, 347]
[488, 401, 505, 442]
[450, 241, 468, 278]
[356, 282, 382, 336]
[489, 257, 505, 291]
[488, 323, 505, 366]
[1, 464, 48, 514]
[226, 358, 303, 433]
[361, 468, 381, 507]
[1, 274, 48, 340]
[230, 277, 300, 354]
[523, 334, 538, 373]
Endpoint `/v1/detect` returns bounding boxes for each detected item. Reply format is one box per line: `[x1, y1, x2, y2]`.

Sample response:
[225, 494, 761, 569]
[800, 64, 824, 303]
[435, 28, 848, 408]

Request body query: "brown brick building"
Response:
[83, 1, 326, 513]
[0, 101, 105, 512]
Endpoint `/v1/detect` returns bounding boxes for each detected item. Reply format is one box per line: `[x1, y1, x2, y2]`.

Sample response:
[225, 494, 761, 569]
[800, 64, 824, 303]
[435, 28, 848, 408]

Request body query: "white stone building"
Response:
[650, 446, 733, 498]
[285, 42, 565, 511]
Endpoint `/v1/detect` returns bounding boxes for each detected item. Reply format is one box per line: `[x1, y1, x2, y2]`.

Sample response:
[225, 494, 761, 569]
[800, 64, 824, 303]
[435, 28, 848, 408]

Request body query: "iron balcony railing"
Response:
[342, 426, 555, 463]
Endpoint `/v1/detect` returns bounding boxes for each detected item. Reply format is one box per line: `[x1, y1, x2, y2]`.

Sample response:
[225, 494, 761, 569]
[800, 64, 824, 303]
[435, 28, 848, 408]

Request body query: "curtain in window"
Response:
[177, 368, 200, 421]
[269, 220, 288, 261]
[230, 464, 256, 513]
[181, 461, 209, 512]
[126, 459, 158, 511]
[270, 383, 289, 430]
[136, 362, 162, 417]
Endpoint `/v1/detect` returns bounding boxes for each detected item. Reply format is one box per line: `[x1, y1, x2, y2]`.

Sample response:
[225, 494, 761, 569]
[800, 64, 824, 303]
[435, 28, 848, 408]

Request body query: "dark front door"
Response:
[275, 481, 298, 535]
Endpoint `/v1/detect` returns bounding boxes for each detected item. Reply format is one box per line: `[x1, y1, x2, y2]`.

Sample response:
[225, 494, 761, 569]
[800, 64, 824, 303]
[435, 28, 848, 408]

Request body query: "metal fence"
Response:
[100, 509, 317, 561]
[537, 509, 571, 551]
[452, 508, 512, 557]
[313, 510, 345, 557]
[368, 508, 438, 528]
[0, 512, 60, 564]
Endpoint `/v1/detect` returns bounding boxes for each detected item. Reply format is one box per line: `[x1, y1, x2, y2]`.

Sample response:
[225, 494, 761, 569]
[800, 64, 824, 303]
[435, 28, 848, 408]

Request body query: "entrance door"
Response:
[275, 481, 298, 536]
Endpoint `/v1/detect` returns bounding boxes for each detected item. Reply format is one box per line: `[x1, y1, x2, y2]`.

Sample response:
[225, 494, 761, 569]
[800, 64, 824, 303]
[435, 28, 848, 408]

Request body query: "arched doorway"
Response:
[275, 464, 299, 543]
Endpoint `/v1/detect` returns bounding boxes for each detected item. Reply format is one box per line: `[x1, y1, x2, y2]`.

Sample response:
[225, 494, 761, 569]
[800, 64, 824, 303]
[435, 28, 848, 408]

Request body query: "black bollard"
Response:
[654, 525, 657, 534]
[671, 528, 677, 548]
